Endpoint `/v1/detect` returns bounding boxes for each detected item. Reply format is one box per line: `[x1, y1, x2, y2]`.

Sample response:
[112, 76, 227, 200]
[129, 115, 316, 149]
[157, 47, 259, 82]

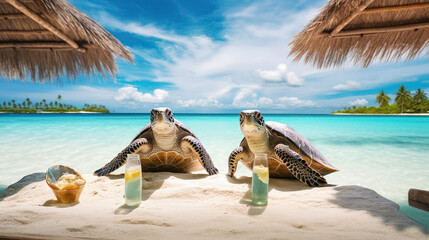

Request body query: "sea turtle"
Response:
[94, 108, 218, 176]
[227, 110, 338, 187]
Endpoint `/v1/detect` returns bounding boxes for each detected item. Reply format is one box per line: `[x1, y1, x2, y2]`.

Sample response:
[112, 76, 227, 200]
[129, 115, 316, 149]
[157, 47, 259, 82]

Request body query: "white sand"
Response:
[0, 172, 427, 240]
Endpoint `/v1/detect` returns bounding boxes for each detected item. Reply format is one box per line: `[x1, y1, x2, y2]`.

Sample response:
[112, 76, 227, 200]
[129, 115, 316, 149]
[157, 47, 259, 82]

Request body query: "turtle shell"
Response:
[139, 151, 204, 173]
[265, 121, 338, 176]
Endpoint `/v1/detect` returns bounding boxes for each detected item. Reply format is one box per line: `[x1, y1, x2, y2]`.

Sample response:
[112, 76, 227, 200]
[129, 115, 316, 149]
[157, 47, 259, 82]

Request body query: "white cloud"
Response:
[232, 88, 257, 106]
[235, 96, 315, 109]
[333, 81, 362, 91]
[235, 97, 274, 108]
[177, 98, 220, 108]
[256, 97, 273, 106]
[349, 99, 368, 106]
[97, 3, 427, 112]
[256, 64, 304, 86]
[97, 5, 319, 110]
[286, 72, 304, 86]
[228, 5, 258, 18]
[277, 97, 315, 107]
[257, 64, 287, 82]
[115, 87, 168, 103]
[100, 13, 193, 46]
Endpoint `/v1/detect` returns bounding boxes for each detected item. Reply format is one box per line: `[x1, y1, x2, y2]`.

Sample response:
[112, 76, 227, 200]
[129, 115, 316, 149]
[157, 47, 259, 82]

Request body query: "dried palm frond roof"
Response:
[0, 0, 133, 82]
[288, 0, 429, 68]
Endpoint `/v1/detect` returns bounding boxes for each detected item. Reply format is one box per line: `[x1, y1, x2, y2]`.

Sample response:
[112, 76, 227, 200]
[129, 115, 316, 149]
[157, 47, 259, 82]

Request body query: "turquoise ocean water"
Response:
[0, 113, 428, 228]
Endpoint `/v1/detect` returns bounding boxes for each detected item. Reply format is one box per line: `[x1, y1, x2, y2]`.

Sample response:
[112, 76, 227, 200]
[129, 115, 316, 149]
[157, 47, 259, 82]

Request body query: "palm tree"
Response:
[376, 90, 390, 107]
[25, 98, 31, 108]
[395, 85, 412, 113]
[49, 102, 53, 108]
[57, 95, 62, 101]
[7, 102, 11, 108]
[2, 102, 6, 108]
[35, 103, 39, 109]
[54, 101, 58, 108]
[17, 104, 22, 109]
[412, 88, 427, 104]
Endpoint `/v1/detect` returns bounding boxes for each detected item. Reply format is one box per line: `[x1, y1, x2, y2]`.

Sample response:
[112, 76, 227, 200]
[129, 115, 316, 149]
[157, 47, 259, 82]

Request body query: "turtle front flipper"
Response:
[94, 138, 151, 176]
[180, 136, 218, 175]
[227, 147, 245, 177]
[274, 144, 327, 187]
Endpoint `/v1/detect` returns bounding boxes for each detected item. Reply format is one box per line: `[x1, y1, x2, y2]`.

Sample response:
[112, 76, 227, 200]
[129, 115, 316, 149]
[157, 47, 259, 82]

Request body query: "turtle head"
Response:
[240, 110, 266, 137]
[150, 107, 175, 135]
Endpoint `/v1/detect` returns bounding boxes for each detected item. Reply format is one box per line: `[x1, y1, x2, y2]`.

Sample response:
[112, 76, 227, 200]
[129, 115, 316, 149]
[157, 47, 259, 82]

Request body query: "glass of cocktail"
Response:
[252, 154, 269, 206]
[125, 154, 142, 206]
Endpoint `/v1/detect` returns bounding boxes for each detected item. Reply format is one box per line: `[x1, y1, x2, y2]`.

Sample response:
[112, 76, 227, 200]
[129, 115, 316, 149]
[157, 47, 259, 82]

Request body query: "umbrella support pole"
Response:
[328, 0, 374, 37]
[362, 3, 429, 14]
[0, 41, 93, 49]
[0, 13, 30, 19]
[320, 22, 429, 38]
[5, 0, 86, 53]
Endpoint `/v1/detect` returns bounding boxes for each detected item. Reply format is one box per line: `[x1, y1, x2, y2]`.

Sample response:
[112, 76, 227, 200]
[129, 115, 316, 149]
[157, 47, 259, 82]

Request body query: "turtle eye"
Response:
[150, 110, 156, 122]
[239, 113, 244, 124]
[166, 109, 174, 122]
[255, 112, 264, 125]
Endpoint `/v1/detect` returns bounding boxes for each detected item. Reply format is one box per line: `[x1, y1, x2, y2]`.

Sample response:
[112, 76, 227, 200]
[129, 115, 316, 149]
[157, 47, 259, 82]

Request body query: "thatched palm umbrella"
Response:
[0, 0, 133, 82]
[288, 0, 429, 68]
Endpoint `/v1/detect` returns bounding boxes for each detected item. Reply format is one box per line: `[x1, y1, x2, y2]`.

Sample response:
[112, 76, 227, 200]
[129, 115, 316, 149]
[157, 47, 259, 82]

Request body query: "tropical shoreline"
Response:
[333, 86, 429, 115]
[0, 111, 105, 114]
[332, 113, 429, 116]
[0, 96, 109, 114]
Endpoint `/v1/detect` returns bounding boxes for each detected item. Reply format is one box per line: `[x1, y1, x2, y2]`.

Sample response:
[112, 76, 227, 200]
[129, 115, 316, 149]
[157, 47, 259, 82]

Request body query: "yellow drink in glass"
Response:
[252, 154, 269, 206]
[125, 154, 142, 206]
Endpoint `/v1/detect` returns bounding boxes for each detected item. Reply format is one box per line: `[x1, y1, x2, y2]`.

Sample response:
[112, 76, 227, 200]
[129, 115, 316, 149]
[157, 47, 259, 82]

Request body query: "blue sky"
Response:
[1, 0, 428, 113]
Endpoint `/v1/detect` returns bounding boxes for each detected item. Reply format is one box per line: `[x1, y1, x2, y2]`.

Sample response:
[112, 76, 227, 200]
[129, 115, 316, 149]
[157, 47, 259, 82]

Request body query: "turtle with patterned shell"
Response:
[228, 110, 338, 187]
[94, 108, 218, 176]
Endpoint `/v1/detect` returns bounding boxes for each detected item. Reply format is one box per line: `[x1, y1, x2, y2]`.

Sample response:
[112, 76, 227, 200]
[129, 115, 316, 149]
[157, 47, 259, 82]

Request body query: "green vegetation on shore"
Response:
[333, 85, 429, 114]
[0, 95, 109, 113]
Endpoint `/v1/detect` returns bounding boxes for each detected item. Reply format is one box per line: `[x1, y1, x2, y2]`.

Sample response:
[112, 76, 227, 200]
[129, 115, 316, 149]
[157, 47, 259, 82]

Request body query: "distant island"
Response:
[0, 95, 109, 113]
[333, 85, 429, 115]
